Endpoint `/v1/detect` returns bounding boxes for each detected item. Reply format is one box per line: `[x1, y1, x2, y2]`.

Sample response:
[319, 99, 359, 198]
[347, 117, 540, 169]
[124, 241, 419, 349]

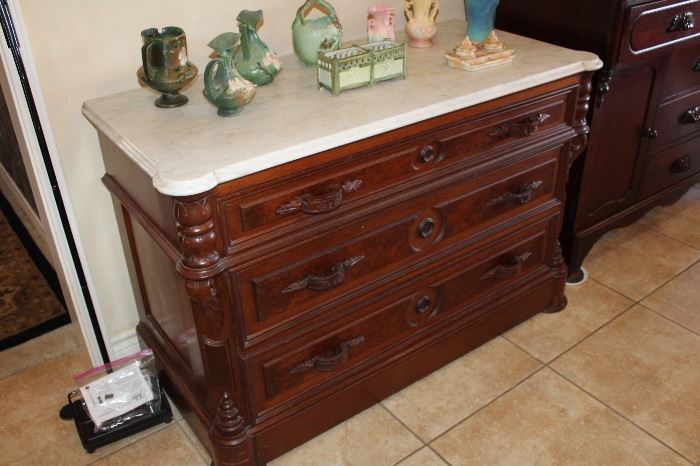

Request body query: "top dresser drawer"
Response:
[623, 0, 700, 60]
[216, 85, 573, 249]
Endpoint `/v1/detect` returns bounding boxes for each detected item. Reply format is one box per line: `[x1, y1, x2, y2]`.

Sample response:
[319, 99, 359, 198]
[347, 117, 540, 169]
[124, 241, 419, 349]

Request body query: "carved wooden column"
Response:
[547, 71, 594, 308]
[174, 192, 254, 466]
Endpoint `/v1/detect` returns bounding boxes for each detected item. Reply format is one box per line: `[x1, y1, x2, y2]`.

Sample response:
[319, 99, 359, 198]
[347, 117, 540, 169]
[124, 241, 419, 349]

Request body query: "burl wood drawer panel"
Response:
[250, 218, 554, 412]
[218, 92, 569, 245]
[651, 87, 700, 149]
[625, 0, 700, 59]
[231, 148, 561, 342]
[662, 42, 700, 97]
[640, 135, 700, 197]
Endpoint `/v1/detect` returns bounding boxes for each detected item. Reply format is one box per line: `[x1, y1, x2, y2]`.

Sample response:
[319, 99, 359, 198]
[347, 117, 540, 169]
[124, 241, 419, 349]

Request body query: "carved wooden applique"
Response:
[568, 72, 594, 168]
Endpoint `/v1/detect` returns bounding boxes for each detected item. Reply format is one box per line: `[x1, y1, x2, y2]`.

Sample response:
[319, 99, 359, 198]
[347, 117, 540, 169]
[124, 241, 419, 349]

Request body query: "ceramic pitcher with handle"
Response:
[292, 0, 342, 66]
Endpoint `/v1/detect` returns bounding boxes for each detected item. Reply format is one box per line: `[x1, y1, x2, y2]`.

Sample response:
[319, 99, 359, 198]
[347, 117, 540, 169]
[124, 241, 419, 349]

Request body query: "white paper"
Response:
[79, 360, 154, 426]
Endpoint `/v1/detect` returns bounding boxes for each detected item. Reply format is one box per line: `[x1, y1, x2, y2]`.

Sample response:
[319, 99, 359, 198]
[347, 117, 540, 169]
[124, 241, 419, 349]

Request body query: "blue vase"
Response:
[465, 0, 500, 43]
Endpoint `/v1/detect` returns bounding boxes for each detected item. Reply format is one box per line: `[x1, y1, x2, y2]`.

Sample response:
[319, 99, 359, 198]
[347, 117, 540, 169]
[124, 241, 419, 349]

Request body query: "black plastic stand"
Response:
[67, 388, 173, 453]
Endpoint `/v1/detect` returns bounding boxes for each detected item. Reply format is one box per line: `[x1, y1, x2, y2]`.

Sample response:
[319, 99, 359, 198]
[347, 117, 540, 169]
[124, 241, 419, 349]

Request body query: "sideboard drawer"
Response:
[651, 87, 700, 149]
[663, 42, 700, 96]
[627, 0, 700, 57]
[232, 148, 561, 342]
[218, 91, 569, 245]
[252, 218, 553, 411]
[640, 135, 700, 198]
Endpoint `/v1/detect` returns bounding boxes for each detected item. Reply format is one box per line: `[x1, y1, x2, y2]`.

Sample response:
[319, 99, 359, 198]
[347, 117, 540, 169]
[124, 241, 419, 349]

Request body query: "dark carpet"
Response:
[0, 199, 69, 350]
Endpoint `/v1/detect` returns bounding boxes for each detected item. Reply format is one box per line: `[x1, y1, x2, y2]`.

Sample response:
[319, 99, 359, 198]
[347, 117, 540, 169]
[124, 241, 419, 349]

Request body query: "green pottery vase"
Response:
[292, 0, 342, 66]
[138, 26, 197, 108]
[203, 32, 256, 117]
[234, 10, 282, 86]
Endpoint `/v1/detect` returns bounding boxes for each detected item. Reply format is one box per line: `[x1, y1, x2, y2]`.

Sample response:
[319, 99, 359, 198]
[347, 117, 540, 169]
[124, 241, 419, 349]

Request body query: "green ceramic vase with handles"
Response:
[234, 10, 282, 86]
[292, 0, 342, 66]
[203, 32, 256, 117]
[138, 26, 197, 108]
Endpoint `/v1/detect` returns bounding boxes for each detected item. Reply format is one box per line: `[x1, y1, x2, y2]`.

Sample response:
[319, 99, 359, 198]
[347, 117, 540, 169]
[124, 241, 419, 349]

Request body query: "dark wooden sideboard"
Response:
[498, 0, 700, 279]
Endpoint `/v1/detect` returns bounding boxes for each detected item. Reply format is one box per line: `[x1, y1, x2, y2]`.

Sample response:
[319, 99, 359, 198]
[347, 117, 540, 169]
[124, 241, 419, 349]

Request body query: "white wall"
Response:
[16, 0, 466, 356]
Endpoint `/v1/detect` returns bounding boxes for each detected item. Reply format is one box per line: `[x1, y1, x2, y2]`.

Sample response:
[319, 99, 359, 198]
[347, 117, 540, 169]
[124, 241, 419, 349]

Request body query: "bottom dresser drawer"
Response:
[250, 215, 558, 413]
[640, 137, 700, 199]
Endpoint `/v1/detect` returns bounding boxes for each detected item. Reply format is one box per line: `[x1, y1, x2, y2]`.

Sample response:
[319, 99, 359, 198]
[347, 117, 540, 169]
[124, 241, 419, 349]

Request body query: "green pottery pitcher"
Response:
[234, 10, 282, 86]
[203, 32, 256, 117]
[292, 0, 342, 66]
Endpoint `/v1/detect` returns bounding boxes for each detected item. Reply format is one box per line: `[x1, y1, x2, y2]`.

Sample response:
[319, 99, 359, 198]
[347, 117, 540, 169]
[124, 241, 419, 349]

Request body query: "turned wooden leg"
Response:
[210, 392, 256, 466]
[544, 242, 569, 314]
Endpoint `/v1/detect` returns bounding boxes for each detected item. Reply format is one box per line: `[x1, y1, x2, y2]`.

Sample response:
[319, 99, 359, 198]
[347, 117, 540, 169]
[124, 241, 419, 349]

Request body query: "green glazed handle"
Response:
[204, 58, 225, 101]
[298, 0, 338, 25]
[141, 42, 153, 81]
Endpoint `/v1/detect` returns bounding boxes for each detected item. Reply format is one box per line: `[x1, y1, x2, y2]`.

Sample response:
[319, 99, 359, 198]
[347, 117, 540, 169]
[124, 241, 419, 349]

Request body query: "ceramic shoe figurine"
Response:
[234, 10, 282, 86]
[444, 0, 514, 71]
[292, 0, 342, 66]
[203, 32, 256, 117]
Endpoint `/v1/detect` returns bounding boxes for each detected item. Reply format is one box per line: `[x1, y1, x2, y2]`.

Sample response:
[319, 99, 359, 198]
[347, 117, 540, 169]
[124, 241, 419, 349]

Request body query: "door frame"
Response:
[0, 0, 108, 366]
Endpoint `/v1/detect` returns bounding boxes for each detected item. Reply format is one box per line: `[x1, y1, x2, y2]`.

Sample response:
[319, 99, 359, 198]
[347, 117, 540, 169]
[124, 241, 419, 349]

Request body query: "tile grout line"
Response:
[426, 365, 548, 448]
[388, 444, 428, 466]
[548, 365, 696, 465]
[546, 301, 637, 367]
[377, 402, 428, 449]
[641, 222, 700, 252]
[427, 444, 453, 466]
[639, 303, 700, 338]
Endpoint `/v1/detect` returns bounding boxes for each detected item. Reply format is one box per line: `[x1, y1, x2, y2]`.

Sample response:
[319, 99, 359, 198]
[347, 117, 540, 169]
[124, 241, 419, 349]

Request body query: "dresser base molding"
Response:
[139, 272, 560, 465]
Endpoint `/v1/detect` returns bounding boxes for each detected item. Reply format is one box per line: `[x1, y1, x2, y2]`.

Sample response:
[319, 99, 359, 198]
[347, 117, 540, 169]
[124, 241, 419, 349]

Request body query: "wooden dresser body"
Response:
[498, 0, 700, 278]
[85, 23, 598, 465]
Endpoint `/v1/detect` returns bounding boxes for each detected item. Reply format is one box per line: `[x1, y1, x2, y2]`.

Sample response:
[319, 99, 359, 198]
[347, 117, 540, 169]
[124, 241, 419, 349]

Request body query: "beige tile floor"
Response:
[1, 187, 698, 466]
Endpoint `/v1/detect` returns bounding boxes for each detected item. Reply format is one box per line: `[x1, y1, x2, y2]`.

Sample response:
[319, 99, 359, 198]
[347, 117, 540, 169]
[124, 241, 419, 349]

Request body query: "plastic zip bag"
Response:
[73, 348, 161, 432]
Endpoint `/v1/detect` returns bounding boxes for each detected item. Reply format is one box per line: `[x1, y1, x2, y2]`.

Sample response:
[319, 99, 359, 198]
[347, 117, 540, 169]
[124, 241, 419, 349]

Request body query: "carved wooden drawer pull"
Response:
[277, 179, 364, 216]
[487, 180, 544, 207]
[290, 336, 366, 374]
[490, 113, 551, 139]
[680, 106, 700, 124]
[670, 155, 692, 173]
[668, 12, 695, 32]
[693, 58, 700, 72]
[481, 252, 533, 280]
[282, 256, 365, 293]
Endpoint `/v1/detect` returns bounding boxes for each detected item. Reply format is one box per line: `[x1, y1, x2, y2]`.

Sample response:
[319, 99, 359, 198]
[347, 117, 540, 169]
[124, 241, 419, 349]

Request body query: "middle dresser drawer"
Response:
[230, 147, 561, 343]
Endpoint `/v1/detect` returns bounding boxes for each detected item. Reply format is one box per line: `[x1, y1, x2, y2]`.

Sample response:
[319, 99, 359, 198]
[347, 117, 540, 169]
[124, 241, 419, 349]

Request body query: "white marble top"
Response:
[83, 20, 602, 196]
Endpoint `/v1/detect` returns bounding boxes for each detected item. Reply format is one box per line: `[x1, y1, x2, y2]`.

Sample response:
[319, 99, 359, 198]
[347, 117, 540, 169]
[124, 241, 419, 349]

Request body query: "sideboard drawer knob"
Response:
[419, 145, 437, 163]
[680, 106, 700, 125]
[668, 12, 695, 32]
[670, 155, 691, 173]
[415, 296, 433, 315]
[643, 127, 659, 139]
[417, 217, 436, 238]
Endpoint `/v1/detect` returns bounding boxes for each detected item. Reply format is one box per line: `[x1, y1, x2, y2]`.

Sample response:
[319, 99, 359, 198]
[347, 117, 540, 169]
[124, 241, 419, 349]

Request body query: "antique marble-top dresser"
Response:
[83, 21, 601, 466]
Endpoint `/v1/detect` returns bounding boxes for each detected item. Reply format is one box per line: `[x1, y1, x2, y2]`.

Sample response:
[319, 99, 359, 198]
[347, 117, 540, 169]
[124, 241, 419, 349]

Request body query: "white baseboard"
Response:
[110, 328, 140, 358]
[0, 163, 52, 262]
